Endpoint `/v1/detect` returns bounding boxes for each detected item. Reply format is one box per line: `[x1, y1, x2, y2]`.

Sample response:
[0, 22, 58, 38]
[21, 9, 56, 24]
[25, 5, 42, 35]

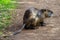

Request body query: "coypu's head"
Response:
[40, 9, 53, 18]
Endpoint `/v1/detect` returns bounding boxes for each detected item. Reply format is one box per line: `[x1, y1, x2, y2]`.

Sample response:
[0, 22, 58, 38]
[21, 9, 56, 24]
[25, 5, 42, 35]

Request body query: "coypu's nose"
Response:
[48, 12, 53, 17]
[51, 14, 54, 17]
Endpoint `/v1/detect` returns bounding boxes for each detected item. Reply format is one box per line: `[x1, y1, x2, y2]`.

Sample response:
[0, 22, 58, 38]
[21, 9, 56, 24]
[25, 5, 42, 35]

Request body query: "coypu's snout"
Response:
[48, 11, 53, 17]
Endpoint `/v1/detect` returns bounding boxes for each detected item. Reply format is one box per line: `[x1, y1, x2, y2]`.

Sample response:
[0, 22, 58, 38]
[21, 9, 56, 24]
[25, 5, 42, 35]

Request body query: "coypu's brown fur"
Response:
[12, 7, 53, 35]
[23, 7, 53, 29]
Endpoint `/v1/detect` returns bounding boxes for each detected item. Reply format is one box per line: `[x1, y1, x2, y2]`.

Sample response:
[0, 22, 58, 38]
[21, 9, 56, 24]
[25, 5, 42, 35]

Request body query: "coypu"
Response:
[23, 7, 53, 29]
[12, 7, 53, 35]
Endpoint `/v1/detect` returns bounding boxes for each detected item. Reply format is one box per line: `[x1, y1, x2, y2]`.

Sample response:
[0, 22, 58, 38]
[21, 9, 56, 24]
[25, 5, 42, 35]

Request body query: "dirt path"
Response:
[11, 0, 60, 40]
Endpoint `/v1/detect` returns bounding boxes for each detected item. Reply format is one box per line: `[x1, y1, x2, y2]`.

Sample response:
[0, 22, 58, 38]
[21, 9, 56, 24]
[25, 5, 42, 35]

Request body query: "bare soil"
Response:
[8, 0, 60, 40]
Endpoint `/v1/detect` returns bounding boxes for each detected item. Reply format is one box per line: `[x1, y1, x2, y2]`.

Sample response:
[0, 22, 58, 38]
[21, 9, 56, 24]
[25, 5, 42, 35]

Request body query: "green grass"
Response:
[0, 0, 16, 35]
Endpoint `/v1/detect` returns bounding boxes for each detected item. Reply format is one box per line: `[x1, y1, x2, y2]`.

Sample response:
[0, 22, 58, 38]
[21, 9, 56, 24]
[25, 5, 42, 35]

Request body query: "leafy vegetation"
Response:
[0, 0, 15, 10]
[0, 0, 16, 35]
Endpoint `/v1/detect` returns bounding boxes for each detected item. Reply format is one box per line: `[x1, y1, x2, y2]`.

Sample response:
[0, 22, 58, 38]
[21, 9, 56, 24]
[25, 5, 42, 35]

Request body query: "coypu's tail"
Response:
[12, 24, 26, 35]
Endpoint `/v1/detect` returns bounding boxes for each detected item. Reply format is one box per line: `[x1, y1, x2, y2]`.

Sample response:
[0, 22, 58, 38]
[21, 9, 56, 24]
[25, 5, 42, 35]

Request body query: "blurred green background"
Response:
[0, 0, 16, 35]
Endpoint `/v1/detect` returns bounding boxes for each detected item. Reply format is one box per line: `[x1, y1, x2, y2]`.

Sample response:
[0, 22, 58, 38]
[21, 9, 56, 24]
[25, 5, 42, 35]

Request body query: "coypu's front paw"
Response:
[40, 22, 46, 26]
